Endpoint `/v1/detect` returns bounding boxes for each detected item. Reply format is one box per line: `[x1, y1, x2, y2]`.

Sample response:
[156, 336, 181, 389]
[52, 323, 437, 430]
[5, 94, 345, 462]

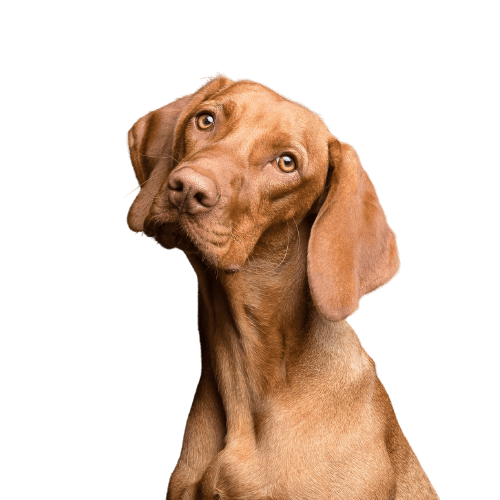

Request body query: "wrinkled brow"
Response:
[220, 100, 239, 119]
[200, 100, 236, 119]
[267, 132, 300, 151]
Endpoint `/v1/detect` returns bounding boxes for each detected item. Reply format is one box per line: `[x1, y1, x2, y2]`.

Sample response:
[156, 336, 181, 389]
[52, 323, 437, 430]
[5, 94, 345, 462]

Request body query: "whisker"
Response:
[173, 232, 182, 247]
[271, 221, 290, 272]
[137, 152, 181, 163]
[229, 230, 242, 245]
[292, 216, 300, 247]
[124, 149, 184, 198]
[123, 167, 168, 198]
[124, 186, 141, 198]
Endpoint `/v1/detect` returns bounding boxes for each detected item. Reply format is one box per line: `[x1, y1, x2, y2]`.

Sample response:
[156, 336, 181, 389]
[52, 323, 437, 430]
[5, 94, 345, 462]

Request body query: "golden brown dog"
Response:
[127, 77, 439, 500]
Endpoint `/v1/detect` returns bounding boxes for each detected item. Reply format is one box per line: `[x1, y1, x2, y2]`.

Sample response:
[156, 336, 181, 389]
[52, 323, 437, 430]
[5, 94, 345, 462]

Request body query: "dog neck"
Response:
[187, 220, 315, 441]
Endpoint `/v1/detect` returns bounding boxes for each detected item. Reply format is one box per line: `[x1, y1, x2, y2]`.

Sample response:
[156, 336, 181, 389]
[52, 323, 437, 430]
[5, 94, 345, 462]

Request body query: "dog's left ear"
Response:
[307, 138, 399, 322]
[127, 95, 191, 233]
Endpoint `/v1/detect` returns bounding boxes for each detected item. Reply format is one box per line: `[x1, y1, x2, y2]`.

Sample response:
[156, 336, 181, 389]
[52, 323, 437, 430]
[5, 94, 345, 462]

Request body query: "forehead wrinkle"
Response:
[267, 131, 298, 151]
[222, 99, 244, 121]
[201, 88, 326, 168]
[200, 99, 246, 126]
[247, 130, 308, 166]
[217, 80, 325, 128]
[217, 86, 284, 118]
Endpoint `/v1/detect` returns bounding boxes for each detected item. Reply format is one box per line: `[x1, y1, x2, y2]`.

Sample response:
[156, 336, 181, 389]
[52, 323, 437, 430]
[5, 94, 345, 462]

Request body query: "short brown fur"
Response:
[127, 77, 438, 500]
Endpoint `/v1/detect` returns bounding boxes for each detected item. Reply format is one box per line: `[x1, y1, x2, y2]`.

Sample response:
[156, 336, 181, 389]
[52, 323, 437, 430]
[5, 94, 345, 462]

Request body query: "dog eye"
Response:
[197, 113, 215, 130]
[277, 155, 296, 173]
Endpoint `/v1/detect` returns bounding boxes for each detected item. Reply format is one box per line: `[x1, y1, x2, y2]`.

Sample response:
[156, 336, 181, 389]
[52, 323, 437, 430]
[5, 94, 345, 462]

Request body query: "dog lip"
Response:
[223, 265, 241, 274]
[143, 219, 165, 237]
[207, 235, 231, 247]
[211, 229, 232, 237]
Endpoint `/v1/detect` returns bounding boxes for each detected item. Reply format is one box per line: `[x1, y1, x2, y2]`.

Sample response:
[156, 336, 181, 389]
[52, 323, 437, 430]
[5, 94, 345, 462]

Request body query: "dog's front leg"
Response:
[167, 369, 225, 500]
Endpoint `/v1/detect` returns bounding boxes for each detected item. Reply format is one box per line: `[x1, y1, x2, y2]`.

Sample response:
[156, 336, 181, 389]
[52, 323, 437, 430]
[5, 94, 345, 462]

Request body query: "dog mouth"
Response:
[143, 211, 239, 271]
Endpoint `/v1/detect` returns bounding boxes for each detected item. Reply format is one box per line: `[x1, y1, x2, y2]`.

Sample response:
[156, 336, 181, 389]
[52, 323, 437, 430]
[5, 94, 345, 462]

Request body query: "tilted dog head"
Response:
[127, 77, 399, 321]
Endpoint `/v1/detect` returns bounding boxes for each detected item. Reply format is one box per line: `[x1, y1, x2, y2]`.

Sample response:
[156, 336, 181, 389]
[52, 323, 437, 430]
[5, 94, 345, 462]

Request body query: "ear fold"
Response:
[307, 138, 400, 322]
[127, 76, 233, 232]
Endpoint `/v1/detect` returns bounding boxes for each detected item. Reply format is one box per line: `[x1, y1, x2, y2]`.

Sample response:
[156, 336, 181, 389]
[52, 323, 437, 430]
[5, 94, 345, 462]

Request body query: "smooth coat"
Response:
[127, 77, 438, 500]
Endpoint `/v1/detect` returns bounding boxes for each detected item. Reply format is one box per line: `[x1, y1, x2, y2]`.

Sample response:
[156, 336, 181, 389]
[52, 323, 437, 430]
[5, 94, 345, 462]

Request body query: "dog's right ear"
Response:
[127, 77, 233, 232]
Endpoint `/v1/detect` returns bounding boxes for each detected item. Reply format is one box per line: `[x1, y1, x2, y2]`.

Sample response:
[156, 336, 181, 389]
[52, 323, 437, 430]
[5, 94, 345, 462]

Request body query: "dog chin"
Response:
[185, 247, 242, 275]
[153, 227, 242, 274]
[187, 242, 242, 274]
[157, 231, 242, 274]
[153, 228, 198, 253]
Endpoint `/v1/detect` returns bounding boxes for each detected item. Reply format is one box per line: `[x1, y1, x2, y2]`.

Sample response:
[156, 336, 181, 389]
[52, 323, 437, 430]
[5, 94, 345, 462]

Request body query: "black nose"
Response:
[167, 167, 219, 214]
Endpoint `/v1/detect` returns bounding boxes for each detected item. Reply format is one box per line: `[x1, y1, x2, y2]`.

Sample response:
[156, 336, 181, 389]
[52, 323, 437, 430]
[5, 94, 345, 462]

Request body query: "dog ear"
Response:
[127, 76, 233, 232]
[307, 138, 399, 322]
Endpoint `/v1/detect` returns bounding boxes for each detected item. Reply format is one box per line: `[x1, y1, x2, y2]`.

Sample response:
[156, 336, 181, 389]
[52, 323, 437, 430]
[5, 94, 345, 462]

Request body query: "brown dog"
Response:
[127, 77, 438, 500]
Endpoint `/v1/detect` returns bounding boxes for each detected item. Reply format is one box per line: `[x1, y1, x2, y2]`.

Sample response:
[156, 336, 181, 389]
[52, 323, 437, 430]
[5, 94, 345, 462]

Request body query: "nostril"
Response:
[194, 192, 205, 205]
[168, 178, 184, 192]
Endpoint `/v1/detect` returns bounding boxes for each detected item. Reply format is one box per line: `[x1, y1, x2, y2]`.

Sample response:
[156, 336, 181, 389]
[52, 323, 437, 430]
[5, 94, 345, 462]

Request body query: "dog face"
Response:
[140, 80, 330, 273]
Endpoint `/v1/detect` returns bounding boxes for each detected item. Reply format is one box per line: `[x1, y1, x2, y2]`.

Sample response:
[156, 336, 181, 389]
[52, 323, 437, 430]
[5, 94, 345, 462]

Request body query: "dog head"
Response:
[127, 77, 399, 320]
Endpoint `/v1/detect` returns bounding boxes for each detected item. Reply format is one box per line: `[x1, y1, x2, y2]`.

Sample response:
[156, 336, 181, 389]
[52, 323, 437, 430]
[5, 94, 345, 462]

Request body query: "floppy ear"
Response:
[307, 138, 399, 322]
[127, 76, 233, 232]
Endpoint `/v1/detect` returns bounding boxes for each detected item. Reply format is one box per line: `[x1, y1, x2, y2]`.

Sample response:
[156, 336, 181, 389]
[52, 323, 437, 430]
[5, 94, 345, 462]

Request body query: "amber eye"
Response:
[197, 113, 215, 130]
[277, 155, 296, 173]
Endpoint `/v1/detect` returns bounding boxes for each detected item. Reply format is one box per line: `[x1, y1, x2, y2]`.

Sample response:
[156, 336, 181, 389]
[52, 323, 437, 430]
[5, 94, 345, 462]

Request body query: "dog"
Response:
[126, 77, 439, 500]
